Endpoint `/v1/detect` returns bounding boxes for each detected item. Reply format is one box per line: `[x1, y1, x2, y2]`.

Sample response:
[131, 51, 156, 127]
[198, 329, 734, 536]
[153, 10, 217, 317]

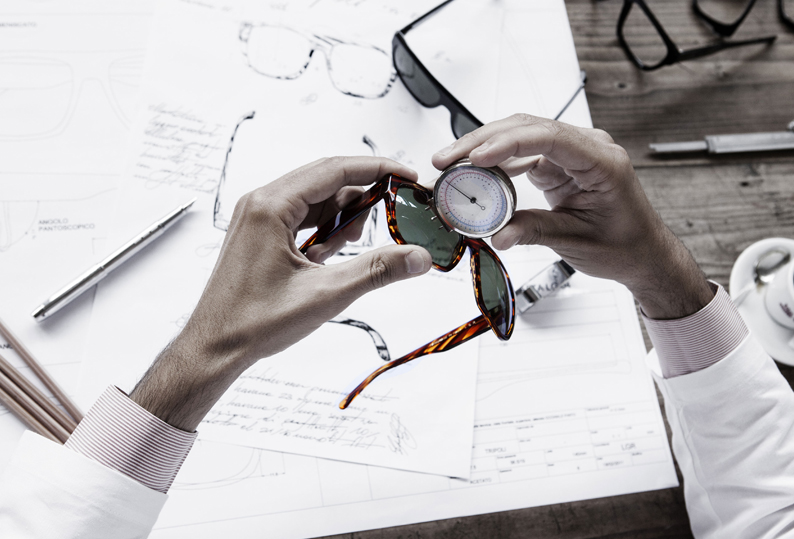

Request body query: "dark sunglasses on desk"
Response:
[393, 0, 587, 137]
[300, 173, 515, 409]
[693, 0, 794, 35]
[611, 0, 779, 70]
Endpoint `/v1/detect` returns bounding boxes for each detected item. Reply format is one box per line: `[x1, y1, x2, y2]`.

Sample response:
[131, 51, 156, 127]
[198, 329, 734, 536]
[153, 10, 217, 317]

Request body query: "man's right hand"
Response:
[432, 114, 714, 320]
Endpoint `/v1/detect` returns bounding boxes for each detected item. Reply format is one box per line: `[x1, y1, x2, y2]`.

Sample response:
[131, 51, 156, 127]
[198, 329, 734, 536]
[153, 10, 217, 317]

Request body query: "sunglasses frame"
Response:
[616, 0, 777, 71]
[693, 0, 794, 35]
[692, 0, 758, 37]
[299, 173, 516, 408]
[392, 26, 483, 138]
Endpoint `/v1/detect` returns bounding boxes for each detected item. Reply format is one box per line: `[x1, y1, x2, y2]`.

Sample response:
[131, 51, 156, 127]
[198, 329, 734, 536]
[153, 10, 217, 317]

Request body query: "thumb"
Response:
[492, 208, 579, 251]
[329, 244, 433, 299]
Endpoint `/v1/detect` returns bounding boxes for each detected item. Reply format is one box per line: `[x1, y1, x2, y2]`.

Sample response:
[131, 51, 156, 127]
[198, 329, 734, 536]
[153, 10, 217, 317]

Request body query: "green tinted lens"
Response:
[394, 185, 459, 267]
[478, 248, 513, 338]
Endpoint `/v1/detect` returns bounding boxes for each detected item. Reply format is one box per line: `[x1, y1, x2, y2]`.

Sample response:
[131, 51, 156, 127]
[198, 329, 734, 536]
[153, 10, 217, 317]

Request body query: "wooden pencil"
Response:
[0, 369, 68, 443]
[0, 352, 77, 433]
[0, 316, 83, 423]
[0, 383, 61, 444]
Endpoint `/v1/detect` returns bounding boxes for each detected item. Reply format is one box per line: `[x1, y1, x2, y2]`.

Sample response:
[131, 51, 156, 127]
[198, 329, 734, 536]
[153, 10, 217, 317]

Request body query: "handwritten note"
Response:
[204, 367, 417, 455]
[132, 104, 228, 193]
[196, 304, 479, 478]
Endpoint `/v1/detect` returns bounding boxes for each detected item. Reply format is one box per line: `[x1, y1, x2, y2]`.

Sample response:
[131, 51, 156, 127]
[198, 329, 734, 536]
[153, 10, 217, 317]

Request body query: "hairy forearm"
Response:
[628, 228, 715, 320]
[129, 333, 241, 432]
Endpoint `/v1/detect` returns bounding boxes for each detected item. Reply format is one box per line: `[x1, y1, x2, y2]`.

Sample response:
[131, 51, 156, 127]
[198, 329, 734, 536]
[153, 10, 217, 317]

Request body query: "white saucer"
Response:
[729, 237, 794, 365]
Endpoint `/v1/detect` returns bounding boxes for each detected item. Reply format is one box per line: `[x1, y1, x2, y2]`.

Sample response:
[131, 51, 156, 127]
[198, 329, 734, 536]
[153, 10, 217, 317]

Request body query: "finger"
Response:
[327, 244, 432, 300]
[302, 208, 372, 261]
[301, 185, 365, 229]
[304, 234, 349, 264]
[432, 114, 551, 169]
[542, 177, 585, 208]
[491, 208, 583, 251]
[498, 155, 541, 177]
[525, 156, 575, 191]
[432, 115, 621, 191]
[277, 156, 417, 208]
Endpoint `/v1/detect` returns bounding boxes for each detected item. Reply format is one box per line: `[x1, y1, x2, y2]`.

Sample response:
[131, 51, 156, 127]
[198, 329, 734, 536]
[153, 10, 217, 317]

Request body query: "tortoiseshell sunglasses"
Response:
[300, 173, 515, 409]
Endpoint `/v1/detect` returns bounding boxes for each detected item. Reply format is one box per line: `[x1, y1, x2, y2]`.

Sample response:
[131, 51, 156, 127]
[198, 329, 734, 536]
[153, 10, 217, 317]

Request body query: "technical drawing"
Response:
[212, 111, 381, 256]
[0, 52, 144, 141]
[0, 201, 39, 252]
[213, 111, 256, 231]
[239, 22, 396, 99]
[172, 442, 286, 490]
[329, 317, 391, 361]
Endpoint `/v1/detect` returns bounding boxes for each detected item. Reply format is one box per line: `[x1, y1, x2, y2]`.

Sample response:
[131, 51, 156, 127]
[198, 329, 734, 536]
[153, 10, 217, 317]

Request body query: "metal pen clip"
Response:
[515, 259, 576, 313]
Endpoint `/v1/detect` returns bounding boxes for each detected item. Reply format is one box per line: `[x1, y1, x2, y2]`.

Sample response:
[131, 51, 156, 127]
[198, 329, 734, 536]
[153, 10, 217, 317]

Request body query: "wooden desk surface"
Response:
[326, 1, 794, 537]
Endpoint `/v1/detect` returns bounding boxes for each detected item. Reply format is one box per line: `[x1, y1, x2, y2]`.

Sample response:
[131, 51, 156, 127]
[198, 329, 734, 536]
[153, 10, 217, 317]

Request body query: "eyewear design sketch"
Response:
[213, 111, 380, 256]
[0, 52, 143, 140]
[328, 317, 391, 362]
[172, 443, 285, 491]
[0, 201, 39, 252]
[239, 22, 396, 99]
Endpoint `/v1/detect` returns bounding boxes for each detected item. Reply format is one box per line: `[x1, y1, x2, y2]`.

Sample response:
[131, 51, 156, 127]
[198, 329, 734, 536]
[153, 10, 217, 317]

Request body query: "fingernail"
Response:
[435, 143, 454, 157]
[405, 250, 428, 274]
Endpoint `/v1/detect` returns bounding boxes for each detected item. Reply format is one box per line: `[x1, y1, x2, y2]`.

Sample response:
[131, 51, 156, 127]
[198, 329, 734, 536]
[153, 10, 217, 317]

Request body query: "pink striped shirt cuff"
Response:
[643, 282, 749, 378]
[65, 386, 196, 493]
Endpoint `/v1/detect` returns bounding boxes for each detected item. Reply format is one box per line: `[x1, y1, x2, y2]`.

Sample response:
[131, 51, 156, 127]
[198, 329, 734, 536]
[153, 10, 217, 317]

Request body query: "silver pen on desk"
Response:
[31, 198, 197, 322]
[650, 120, 794, 154]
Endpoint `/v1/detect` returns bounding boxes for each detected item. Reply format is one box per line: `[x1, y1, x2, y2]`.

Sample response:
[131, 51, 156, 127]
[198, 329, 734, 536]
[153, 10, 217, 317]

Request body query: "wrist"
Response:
[626, 231, 715, 320]
[129, 329, 244, 432]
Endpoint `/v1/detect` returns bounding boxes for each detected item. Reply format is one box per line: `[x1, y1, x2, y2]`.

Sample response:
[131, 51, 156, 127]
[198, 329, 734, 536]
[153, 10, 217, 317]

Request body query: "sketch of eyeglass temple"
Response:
[238, 22, 396, 99]
[213, 111, 380, 256]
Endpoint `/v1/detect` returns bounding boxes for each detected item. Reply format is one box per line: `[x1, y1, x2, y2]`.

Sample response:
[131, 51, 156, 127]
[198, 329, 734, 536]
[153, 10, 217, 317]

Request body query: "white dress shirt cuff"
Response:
[642, 282, 749, 378]
[65, 385, 197, 493]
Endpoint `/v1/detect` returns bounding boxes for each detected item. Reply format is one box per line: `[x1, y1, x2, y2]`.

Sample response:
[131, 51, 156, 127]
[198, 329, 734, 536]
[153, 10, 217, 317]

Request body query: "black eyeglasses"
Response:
[697, 0, 794, 34]
[393, 0, 587, 138]
[615, 0, 777, 70]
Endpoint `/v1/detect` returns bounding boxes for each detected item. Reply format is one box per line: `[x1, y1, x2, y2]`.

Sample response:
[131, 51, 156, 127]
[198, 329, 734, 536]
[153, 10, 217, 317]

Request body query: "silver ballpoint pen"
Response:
[650, 120, 794, 154]
[31, 198, 197, 321]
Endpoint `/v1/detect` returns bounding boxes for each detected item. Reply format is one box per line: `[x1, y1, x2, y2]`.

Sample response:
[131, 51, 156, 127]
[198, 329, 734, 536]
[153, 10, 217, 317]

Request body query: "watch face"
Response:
[434, 162, 515, 238]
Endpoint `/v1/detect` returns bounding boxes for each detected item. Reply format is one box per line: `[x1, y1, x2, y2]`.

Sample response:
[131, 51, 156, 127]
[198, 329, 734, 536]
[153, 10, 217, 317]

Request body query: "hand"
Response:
[432, 114, 713, 320]
[130, 157, 433, 431]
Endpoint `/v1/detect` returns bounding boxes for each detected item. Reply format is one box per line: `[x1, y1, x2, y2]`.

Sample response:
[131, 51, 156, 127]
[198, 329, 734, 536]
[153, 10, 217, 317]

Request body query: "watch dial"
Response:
[435, 166, 509, 237]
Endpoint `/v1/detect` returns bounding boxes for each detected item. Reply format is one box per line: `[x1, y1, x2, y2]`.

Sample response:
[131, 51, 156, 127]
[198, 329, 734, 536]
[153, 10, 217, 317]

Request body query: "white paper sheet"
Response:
[78, 0, 678, 537]
[147, 255, 677, 539]
[0, 0, 152, 180]
[0, 0, 152, 472]
[77, 100, 479, 477]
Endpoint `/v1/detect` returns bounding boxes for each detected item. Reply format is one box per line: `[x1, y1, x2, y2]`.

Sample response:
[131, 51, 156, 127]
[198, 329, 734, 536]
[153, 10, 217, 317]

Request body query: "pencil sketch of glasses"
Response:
[328, 317, 391, 362]
[238, 22, 396, 99]
[212, 111, 380, 256]
[0, 52, 143, 140]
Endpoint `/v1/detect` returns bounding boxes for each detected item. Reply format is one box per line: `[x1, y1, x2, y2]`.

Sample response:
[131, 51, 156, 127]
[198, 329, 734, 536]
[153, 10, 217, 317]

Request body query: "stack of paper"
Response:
[0, 1, 678, 538]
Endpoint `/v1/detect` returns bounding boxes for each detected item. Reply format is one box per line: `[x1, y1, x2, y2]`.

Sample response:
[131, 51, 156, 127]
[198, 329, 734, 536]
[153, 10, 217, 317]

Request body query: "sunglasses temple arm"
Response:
[299, 181, 385, 254]
[677, 34, 777, 62]
[339, 315, 492, 409]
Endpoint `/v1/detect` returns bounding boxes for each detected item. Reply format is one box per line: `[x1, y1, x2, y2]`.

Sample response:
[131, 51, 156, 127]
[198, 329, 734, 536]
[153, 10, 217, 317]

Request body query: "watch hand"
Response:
[450, 184, 486, 210]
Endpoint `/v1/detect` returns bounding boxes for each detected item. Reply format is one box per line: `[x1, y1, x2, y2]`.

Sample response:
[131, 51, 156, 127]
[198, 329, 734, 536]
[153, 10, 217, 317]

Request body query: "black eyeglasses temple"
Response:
[676, 34, 776, 62]
[553, 70, 588, 121]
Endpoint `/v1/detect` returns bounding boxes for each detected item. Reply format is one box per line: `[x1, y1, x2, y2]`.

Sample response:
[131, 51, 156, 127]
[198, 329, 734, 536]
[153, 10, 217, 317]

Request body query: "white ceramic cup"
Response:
[765, 260, 794, 329]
